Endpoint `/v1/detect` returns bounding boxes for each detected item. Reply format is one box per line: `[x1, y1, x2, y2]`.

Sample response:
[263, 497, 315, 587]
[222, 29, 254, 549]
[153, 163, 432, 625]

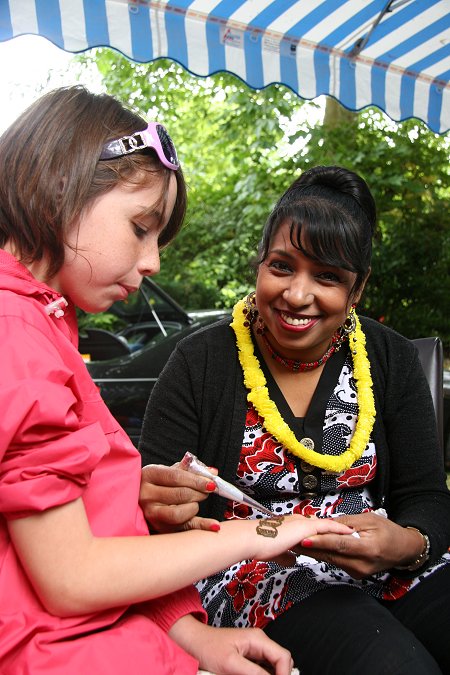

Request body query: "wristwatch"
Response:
[396, 527, 431, 571]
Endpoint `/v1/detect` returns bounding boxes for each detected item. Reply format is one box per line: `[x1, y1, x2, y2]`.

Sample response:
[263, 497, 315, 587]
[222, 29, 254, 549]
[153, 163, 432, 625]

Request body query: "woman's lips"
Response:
[278, 310, 318, 331]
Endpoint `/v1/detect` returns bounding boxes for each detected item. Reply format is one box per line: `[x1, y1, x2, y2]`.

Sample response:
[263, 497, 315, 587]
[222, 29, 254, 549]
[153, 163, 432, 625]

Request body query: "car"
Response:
[79, 278, 230, 444]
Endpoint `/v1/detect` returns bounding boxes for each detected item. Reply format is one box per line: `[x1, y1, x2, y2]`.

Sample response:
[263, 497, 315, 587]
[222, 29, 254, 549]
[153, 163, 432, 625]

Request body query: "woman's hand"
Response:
[293, 512, 425, 578]
[139, 463, 220, 533]
[169, 615, 294, 675]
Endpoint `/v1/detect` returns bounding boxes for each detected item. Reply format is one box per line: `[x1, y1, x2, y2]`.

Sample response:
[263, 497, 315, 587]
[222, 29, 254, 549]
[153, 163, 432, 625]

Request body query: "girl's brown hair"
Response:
[0, 85, 186, 279]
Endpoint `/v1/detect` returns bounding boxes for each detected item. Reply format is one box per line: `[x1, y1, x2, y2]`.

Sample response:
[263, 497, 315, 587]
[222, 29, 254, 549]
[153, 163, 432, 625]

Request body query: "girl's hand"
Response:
[170, 616, 294, 675]
[249, 514, 354, 563]
[292, 512, 426, 578]
[139, 463, 220, 533]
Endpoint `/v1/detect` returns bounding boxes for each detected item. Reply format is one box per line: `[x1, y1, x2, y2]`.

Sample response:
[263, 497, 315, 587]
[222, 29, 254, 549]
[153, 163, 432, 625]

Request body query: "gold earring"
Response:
[243, 291, 265, 334]
[342, 304, 357, 335]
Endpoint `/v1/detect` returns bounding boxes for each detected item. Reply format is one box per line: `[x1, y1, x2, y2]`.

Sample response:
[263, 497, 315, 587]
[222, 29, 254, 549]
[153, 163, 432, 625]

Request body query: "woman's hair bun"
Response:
[289, 165, 377, 234]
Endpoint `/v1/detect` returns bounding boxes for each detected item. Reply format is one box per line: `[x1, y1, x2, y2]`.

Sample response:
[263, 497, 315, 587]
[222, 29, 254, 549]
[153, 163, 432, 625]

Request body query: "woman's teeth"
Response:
[281, 312, 311, 326]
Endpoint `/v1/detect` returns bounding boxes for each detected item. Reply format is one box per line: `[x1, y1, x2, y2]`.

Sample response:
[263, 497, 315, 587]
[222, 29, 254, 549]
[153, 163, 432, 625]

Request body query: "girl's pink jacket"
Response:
[0, 250, 205, 674]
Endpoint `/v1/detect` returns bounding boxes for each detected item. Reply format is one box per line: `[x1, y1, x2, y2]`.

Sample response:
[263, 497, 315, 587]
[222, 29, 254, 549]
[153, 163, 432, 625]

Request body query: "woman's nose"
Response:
[138, 242, 160, 277]
[282, 277, 314, 307]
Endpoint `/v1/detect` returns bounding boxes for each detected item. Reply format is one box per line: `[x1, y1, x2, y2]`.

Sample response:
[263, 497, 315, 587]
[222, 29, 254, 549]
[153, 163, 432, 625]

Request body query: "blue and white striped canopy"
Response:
[1, 0, 449, 134]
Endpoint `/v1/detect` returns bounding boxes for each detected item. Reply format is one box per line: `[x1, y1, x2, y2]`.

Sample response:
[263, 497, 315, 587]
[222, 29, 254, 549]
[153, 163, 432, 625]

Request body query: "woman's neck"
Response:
[253, 329, 327, 417]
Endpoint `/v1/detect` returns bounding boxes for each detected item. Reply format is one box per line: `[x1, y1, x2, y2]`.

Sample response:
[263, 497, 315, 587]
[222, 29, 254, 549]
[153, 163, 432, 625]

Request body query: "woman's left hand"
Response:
[293, 512, 425, 579]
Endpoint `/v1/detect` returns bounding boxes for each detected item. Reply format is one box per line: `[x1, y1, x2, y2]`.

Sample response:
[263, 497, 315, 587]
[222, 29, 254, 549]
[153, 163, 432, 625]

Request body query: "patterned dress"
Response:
[197, 349, 450, 629]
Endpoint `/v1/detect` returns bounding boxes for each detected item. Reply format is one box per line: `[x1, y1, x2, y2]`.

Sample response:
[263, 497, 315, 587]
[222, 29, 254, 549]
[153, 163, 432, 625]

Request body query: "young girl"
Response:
[0, 86, 352, 675]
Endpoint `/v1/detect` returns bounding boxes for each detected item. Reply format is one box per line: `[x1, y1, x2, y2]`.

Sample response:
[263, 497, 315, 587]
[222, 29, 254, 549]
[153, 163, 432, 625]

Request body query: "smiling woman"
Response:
[139, 164, 450, 675]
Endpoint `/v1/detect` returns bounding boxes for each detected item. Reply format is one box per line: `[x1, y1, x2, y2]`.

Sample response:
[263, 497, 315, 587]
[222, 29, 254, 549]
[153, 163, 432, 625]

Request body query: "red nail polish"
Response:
[302, 539, 313, 547]
[209, 523, 221, 532]
[206, 481, 216, 492]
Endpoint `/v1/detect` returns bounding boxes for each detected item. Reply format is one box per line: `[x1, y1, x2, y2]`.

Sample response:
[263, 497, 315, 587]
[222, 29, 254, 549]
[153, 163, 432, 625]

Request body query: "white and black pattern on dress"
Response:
[197, 354, 450, 628]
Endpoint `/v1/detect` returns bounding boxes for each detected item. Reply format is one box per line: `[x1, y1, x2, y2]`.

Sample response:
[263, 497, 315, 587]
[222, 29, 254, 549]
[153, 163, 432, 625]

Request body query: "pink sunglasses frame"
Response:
[99, 122, 179, 170]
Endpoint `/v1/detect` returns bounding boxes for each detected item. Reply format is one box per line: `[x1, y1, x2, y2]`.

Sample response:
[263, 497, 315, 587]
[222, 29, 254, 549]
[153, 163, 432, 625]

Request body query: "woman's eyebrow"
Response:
[268, 248, 293, 258]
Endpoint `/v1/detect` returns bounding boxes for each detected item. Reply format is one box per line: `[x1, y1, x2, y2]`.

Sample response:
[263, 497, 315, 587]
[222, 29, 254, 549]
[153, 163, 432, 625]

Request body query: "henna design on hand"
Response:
[256, 516, 284, 538]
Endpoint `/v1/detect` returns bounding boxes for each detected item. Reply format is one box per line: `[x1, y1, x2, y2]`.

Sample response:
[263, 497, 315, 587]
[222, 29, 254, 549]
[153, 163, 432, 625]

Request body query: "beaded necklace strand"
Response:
[231, 297, 376, 473]
[261, 332, 338, 371]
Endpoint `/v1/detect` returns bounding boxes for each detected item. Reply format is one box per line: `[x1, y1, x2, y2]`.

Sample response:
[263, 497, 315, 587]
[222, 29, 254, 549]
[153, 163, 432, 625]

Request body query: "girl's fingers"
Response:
[313, 518, 354, 535]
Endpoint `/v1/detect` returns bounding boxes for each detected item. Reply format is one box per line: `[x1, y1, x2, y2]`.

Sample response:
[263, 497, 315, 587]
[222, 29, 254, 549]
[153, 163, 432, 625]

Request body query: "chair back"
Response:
[411, 337, 444, 454]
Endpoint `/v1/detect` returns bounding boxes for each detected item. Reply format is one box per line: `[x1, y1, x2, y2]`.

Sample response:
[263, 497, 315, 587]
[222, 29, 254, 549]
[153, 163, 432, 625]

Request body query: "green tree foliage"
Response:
[79, 50, 450, 349]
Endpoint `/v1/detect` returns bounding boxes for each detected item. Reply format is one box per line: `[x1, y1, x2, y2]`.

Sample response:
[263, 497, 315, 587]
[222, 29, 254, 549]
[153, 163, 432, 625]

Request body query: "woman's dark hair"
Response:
[257, 165, 377, 296]
[0, 85, 187, 279]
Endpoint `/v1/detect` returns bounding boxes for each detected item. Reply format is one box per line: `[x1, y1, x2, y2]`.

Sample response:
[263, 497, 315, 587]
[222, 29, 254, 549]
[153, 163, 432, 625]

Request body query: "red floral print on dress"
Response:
[225, 561, 269, 612]
[272, 584, 294, 614]
[240, 437, 297, 479]
[248, 601, 272, 628]
[225, 502, 252, 520]
[382, 576, 413, 601]
[246, 403, 260, 427]
[337, 456, 377, 488]
[293, 502, 322, 517]
[238, 434, 283, 476]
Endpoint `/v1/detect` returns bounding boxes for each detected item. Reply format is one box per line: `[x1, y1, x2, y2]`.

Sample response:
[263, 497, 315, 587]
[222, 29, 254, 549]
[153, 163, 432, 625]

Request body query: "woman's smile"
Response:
[277, 310, 319, 330]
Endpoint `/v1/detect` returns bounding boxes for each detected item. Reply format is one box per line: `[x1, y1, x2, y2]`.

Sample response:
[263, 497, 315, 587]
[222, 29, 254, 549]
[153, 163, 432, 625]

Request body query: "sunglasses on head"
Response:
[99, 122, 179, 170]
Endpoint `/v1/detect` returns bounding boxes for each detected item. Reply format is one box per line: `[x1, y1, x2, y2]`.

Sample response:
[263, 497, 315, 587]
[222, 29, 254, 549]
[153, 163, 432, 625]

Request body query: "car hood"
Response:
[188, 308, 230, 322]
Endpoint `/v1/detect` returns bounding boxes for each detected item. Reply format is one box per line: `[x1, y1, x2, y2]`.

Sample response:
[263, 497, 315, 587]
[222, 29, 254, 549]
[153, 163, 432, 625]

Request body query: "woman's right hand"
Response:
[139, 463, 220, 533]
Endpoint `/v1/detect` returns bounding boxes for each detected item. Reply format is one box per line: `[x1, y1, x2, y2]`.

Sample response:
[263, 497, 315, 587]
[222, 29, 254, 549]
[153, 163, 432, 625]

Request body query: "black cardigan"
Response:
[140, 315, 450, 568]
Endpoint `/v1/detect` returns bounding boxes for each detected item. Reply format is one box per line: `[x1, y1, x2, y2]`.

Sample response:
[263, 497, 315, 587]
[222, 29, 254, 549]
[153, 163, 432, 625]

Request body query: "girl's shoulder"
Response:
[0, 289, 51, 332]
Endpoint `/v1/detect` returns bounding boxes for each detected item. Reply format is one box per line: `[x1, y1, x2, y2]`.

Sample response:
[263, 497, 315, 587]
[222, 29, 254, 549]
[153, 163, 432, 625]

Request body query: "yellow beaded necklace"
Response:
[231, 297, 376, 473]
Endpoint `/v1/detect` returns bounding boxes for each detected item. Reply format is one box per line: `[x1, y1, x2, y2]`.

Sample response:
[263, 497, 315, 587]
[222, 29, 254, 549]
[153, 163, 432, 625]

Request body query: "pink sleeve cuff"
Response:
[142, 585, 207, 633]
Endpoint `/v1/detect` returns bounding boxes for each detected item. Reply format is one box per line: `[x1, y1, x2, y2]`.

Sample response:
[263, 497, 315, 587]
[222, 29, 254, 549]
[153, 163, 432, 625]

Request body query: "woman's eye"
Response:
[318, 271, 340, 282]
[269, 260, 292, 273]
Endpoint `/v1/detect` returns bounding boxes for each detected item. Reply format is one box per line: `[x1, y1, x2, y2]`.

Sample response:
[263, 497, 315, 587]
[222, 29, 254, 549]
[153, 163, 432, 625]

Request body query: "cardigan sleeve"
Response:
[139, 343, 203, 469]
[365, 319, 450, 564]
[139, 320, 248, 520]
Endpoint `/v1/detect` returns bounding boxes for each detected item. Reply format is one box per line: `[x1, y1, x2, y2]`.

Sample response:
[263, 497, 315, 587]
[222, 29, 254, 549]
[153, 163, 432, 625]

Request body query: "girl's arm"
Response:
[8, 496, 352, 617]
